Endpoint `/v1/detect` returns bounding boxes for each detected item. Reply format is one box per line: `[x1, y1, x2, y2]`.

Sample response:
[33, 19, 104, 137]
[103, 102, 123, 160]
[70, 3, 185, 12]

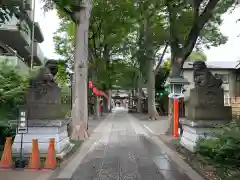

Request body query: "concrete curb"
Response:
[52, 112, 114, 180]
[130, 115, 205, 180]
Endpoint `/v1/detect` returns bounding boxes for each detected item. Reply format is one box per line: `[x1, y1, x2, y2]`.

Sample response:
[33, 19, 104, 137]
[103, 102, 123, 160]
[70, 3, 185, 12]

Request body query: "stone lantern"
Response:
[165, 77, 189, 99]
[165, 77, 189, 135]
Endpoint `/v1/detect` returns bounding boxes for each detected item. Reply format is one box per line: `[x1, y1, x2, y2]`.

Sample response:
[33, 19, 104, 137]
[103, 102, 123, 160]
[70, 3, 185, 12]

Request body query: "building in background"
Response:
[0, 0, 44, 71]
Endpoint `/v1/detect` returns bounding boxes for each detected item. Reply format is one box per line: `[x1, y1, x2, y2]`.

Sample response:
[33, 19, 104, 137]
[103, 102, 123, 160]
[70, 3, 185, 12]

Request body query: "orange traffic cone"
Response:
[44, 138, 56, 169]
[28, 139, 41, 169]
[0, 137, 13, 168]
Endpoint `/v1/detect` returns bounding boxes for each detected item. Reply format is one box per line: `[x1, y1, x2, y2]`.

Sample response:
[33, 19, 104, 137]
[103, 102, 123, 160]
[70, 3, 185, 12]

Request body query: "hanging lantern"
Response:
[95, 89, 101, 96]
[89, 80, 93, 88]
[93, 87, 97, 94]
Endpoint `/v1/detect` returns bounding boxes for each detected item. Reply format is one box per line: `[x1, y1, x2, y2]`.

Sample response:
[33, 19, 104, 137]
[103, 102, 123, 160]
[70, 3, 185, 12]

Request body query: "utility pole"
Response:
[30, 0, 35, 69]
[71, 0, 92, 140]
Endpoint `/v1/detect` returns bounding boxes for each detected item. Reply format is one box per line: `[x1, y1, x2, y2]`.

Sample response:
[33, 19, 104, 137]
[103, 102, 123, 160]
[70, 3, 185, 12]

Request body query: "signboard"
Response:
[17, 109, 28, 134]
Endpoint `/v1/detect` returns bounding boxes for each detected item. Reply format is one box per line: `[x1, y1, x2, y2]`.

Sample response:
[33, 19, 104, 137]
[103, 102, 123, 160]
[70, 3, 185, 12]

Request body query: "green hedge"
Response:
[196, 121, 240, 179]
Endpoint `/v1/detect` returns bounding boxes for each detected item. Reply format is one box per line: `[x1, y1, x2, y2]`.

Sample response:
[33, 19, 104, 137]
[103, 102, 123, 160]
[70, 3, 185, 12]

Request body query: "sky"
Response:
[35, 1, 60, 59]
[35, 2, 240, 62]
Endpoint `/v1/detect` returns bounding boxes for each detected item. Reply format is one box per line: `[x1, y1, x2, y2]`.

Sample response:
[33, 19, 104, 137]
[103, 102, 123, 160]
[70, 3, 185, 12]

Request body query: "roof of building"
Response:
[183, 61, 240, 70]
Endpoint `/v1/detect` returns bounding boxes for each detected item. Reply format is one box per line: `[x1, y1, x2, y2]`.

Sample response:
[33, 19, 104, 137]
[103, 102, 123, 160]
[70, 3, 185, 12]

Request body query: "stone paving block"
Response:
[70, 109, 195, 180]
[71, 157, 103, 180]
[96, 156, 119, 180]
[118, 144, 140, 180]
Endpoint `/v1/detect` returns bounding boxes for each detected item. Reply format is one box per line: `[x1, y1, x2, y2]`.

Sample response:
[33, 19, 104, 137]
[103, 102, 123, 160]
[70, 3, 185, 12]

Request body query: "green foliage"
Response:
[53, 19, 74, 67]
[52, 0, 138, 91]
[56, 60, 69, 86]
[187, 51, 207, 61]
[197, 121, 240, 179]
[89, 59, 138, 90]
[46, 0, 238, 88]
[128, 0, 167, 79]
[60, 85, 71, 104]
[155, 60, 170, 94]
[169, 0, 234, 47]
[110, 60, 139, 90]
[164, 0, 236, 77]
[0, 63, 28, 120]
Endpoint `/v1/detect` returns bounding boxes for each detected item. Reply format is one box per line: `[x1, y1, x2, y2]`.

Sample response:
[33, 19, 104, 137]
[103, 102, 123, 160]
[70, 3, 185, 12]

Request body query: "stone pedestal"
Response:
[12, 119, 74, 159]
[180, 119, 228, 152]
[181, 87, 232, 152]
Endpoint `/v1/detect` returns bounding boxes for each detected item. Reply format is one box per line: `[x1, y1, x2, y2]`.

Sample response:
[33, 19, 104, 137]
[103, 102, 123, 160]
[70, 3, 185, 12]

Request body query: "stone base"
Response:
[187, 106, 232, 121]
[180, 119, 228, 152]
[12, 120, 74, 159]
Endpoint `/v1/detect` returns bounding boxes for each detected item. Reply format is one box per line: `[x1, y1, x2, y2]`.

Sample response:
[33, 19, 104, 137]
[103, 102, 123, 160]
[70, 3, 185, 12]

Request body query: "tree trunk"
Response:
[103, 95, 108, 113]
[108, 90, 112, 112]
[93, 96, 100, 120]
[102, 45, 110, 113]
[71, 7, 91, 140]
[137, 76, 143, 113]
[169, 56, 183, 77]
[131, 89, 134, 109]
[147, 59, 159, 120]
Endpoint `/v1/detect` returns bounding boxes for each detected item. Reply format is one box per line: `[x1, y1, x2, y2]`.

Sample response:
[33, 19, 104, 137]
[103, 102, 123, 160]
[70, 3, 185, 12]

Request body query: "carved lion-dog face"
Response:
[45, 60, 58, 77]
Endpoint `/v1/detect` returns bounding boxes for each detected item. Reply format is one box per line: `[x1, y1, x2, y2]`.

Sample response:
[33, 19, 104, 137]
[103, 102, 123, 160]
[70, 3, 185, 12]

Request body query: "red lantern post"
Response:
[173, 98, 179, 138]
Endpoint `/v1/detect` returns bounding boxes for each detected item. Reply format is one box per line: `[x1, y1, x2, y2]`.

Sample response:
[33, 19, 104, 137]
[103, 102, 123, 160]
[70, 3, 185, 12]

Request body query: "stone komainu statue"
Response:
[28, 60, 59, 100]
[193, 61, 222, 88]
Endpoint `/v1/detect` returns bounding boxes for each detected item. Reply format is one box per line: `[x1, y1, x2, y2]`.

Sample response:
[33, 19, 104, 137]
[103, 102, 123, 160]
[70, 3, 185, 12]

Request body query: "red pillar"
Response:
[173, 98, 179, 138]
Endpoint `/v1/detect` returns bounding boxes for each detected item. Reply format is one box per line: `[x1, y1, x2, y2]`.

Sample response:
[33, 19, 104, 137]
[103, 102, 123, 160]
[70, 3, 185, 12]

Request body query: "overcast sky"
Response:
[35, 1, 240, 62]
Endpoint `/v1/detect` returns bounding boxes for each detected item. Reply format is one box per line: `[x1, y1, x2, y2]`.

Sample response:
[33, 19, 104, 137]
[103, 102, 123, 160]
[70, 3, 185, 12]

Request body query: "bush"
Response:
[196, 121, 240, 179]
[0, 64, 28, 120]
[0, 64, 28, 149]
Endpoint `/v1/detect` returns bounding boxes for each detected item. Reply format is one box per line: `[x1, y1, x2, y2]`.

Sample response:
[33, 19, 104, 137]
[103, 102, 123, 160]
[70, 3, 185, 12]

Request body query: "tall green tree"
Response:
[53, 0, 136, 117]
[125, 0, 168, 119]
[165, 0, 235, 76]
[161, 0, 236, 133]
[88, 0, 135, 113]
[42, 0, 92, 140]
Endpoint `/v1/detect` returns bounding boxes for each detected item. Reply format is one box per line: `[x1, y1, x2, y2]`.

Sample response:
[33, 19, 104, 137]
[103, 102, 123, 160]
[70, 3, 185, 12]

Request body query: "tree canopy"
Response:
[165, 0, 235, 76]
[187, 51, 207, 61]
[0, 63, 28, 120]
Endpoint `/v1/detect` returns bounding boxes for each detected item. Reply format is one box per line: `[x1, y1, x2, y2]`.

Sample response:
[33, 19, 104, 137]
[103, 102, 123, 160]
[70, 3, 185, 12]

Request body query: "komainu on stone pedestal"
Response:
[26, 60, 67, 120]
[180, 61, 232, 152]
[12, 60, 73, 158]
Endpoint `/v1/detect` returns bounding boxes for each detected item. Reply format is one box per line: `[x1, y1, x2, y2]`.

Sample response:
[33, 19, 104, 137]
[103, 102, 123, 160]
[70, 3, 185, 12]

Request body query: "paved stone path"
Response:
[71, 108, 192, 180]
